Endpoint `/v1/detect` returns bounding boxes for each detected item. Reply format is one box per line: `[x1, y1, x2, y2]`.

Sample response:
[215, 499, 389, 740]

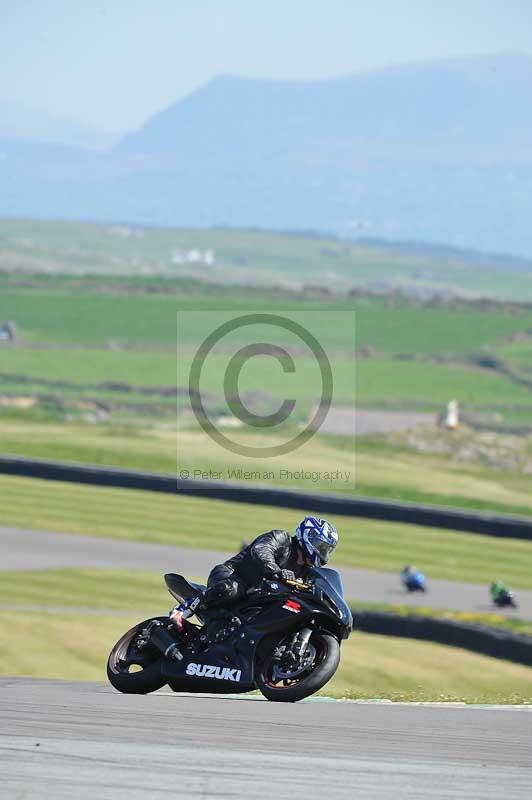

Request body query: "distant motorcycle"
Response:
[401, 566, 426, 593]
[107, 567, 352, 703]
[491, 582, 517, 609]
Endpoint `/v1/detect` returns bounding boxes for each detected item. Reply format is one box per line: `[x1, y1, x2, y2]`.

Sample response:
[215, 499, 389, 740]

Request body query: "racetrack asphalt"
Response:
[2, 524, 532, 619]
[1, 677, 531, 799]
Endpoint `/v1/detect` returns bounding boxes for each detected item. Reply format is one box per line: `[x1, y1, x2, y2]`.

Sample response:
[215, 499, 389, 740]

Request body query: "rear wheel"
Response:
[256, 631, 340, 702]
[107, 617, 167, 694]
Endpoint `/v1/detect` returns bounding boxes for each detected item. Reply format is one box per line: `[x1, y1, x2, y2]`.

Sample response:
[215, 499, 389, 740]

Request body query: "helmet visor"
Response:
[308, 532, 336, 565]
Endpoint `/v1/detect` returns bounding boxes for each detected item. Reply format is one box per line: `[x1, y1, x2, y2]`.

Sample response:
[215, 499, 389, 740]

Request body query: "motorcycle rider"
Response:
[169, 516, 339, 631]
[490, 579, 513, 606]
[400, 564, 426, 592]
[400, 564, 416, 585]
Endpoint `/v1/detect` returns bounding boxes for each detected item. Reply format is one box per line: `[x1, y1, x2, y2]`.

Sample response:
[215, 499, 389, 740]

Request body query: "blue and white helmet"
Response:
[295, 517, 338, 567]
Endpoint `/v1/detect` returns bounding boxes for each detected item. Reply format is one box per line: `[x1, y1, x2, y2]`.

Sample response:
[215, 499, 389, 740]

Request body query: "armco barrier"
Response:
[1, 455, 532, 540]
[354, 610, 532, 667]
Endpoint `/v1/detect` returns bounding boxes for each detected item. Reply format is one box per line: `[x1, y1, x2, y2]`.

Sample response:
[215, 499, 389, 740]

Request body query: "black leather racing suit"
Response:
[203, 530, 307, 609]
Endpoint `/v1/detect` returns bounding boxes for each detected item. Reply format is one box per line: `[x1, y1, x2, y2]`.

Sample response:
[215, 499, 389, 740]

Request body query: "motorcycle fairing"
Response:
[308, 567, 353, 635]
[161, 645, 254, 692]
[161, 591, 319, 691]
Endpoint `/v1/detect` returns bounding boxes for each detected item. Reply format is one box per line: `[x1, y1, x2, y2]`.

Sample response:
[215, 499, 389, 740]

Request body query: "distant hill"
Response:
[118, 52, 532, 156]
[1, 53, 532, 257]
[0, 98, 120, 150]
[2, 216, 532, 301]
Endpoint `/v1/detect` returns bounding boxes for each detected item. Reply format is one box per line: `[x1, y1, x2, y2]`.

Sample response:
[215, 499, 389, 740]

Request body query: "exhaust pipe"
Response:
[147, 620, 183, 661]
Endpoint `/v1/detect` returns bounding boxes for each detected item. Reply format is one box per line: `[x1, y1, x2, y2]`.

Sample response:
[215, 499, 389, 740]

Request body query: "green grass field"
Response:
[2, 476, 532, 588]
[495, 340, 532, 373]
[2, 347, 531, 425]
[3, 266, 532, 433]
[4, 282, 532, 354]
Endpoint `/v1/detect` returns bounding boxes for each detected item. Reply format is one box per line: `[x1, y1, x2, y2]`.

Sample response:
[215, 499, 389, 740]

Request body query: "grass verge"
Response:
[326, 631, 532, 703]
[3, 420, 532, 517]
[0, 569, 167, 612]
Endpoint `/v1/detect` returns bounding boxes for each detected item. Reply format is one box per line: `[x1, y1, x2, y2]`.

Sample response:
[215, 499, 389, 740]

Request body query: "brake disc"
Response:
[272, 643, 317, 680]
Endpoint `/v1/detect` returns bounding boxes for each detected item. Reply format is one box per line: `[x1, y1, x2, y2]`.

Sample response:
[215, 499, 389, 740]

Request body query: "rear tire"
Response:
[107, 617, 167, 694]
[257, 631, 340, 703]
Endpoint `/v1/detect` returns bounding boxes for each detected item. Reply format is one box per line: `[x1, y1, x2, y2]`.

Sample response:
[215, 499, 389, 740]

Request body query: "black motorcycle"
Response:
[493, 588, 517, 609]
[107, 567, 353, 703]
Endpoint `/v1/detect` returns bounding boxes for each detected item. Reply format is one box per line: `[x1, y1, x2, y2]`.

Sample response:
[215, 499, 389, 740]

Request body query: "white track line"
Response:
[157, 690, 532, 709]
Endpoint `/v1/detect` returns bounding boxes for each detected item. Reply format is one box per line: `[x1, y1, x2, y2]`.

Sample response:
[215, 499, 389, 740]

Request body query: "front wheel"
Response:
[107, 617, 167, 694]
[256, 631, 340, 703]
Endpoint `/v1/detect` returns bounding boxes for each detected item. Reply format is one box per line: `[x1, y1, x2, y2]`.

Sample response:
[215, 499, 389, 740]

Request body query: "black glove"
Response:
[280, 569, 296, 582]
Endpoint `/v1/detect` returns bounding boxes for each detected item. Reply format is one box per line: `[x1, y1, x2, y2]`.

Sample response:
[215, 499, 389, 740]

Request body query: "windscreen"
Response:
[312, 567, 345, 598]
[308, 566, 352, 633]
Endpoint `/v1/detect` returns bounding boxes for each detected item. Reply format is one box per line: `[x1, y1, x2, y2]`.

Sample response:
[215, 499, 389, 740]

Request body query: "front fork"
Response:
[291, 627, 313, 659]
[275, 626, 313, 666]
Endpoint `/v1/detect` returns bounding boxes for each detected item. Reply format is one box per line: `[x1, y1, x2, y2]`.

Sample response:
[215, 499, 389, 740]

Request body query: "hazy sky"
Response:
[2, 0, 531, 132]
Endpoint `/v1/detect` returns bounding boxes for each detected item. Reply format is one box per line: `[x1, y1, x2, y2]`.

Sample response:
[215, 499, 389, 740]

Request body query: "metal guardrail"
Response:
[354, 610, 532, 668]
[1, 455, 532, 540]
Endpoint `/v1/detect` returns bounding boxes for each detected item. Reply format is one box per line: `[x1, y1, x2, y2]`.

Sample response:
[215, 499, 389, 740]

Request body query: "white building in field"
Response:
[171, 248, 215, 266]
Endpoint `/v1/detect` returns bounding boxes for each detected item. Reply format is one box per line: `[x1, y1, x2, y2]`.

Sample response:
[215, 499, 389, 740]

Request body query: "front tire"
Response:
[107, 617, 167, 694]
[257, 631, 340, 703]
